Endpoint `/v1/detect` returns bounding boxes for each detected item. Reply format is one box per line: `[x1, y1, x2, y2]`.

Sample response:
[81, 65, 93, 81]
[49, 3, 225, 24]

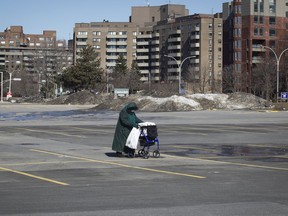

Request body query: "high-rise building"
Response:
[223, 0, 288, 93]
[73, 4, 223, 93]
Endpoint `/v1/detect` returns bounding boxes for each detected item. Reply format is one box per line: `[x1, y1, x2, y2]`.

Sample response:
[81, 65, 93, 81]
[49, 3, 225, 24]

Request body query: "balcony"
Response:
[106, 41, 117, 45]
[151, 40, 160, 45]
[117, 41, 127, 46]
[137, 55, 149, 60]
[191, 43, 200, 48]
[191, 35, 200, 39]
[137, 48, 149, 53]
[151, 54, 160, 59]
[106, 34, 127, 39]
[76, 41, 87, 46]
[168, 37, 181, 43]
[167, 76, 179, 81]
[151, 47, 159, 52]
[137, 41, 149, 46]
[106, 55, 118, 60]
[151, 69, 160, 74]
[106, 48, 117, 52]
[151, 62, 159, 66]
[168, 45, 181, 50]
[168, 53, 181, 57]
[137, 34, 151, 39]
[190, 51, 200, 56]
[167, 68, 178, 73]
[140, 70, 149, 74]
[76, 34, 88, 39]
[117, 48, 127, 53]
[190, 58, 200, 64]
[152, 32, 160, 37]
[168, 60, 178, 65]
[138, 62, 149, 67]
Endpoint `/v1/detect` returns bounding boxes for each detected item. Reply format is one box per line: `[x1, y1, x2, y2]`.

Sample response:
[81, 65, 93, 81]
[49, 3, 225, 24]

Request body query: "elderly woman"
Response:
[112, 102, 143, 157]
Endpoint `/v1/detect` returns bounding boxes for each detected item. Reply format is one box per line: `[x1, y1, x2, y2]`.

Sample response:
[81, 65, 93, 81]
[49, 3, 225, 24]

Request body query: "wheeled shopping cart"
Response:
[137, 122, 160, 159]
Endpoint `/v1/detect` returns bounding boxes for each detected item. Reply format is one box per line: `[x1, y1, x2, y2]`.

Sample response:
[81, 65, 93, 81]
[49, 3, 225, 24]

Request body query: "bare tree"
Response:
[222, 64, 236, 93]
[252, 59, 276, 101]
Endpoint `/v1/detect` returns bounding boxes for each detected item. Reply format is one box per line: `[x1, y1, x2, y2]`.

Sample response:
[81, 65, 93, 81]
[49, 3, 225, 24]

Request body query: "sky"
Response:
[0, 0, 228, 41]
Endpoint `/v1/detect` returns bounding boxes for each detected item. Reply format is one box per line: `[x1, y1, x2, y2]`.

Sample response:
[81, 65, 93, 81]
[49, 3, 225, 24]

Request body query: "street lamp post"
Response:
[106, 66, 113, 94]
[164, 55, 195, 94]
[260, 45, 288, 102]
[0, 72, 3, 102]
[5, 60, 21, 98]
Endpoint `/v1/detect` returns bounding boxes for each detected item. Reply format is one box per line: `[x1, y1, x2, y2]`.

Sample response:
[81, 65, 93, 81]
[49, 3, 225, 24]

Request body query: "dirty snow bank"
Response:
[123, 92, 271, 112]
[39, 91, 271, 112]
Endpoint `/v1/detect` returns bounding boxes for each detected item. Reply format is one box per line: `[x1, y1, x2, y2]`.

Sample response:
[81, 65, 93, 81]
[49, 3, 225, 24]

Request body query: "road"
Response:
[0, 104, 288, 215]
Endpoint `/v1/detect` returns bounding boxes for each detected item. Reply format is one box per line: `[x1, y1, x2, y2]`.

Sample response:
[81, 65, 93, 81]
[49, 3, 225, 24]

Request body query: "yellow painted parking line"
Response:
[0, 166, 69, 186]
[30, 149, 206, 179]
[163, 154, 288, 171]
[0, 160, 89, 167]
[17, 128, 86, 138]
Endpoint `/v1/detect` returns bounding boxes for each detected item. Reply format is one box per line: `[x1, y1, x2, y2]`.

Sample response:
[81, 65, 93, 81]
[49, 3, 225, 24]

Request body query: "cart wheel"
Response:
[153, 150, 160, 158]
[138, 150, 144, 157]
[143, 151, 150, 159]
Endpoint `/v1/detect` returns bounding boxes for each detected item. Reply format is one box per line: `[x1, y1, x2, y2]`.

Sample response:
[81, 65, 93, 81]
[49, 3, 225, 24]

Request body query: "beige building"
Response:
[73, 4, 223, 93]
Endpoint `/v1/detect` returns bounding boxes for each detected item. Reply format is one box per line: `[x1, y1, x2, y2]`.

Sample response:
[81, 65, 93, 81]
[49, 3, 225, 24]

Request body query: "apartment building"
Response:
[154, 13, 223, 93]
[73, 4, 223, 93]
[223, 0, 288, 93]
[0, 26, 72, 96]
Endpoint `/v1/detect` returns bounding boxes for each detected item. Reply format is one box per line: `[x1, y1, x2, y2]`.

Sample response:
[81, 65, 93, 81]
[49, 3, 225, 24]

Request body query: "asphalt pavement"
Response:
[0, 104, 288, 215]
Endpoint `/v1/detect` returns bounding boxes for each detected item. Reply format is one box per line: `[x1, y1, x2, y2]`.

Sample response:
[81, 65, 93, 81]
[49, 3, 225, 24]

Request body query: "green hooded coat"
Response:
[112, 102, 142, 153]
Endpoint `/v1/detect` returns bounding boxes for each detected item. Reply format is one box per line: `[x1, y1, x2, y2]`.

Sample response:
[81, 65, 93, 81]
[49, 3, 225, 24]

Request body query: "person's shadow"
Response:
[105, 152, 119, 157]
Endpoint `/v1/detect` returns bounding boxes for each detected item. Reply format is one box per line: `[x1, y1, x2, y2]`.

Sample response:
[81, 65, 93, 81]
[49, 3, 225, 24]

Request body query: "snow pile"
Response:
[137, 95, 201, 111]
[35, 90, 271, 112]
[134, 92, 271, 112]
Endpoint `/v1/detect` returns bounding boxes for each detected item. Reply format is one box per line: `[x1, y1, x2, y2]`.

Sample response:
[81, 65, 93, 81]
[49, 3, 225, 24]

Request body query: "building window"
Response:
[119, 31, 127, 35]
[93, 31, 101, 36]
[259, 16, 264, 24]
[93, 38, 101, 42]
[269, 17, 276, 25]
[78, 31, 88, 35]
[254, 16, 258, 23]
[259, 0, 264, 12]
[93, 45, 101, 49]
[259, 27, 264, 36]
[133, 31, 137, 36]
[254, 27, 258, 35]
[269, 29, 276, 36]
[254, 0, 258, 12]
[269, 0, 276, 13]
[108, 31, 116, 35]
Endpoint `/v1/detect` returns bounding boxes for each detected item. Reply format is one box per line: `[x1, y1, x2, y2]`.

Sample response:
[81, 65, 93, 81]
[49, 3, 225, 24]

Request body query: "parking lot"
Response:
[0, 104, 288, 215]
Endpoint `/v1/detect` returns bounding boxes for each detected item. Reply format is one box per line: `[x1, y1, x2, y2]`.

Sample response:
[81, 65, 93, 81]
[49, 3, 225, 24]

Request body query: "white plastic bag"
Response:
[125, 127, 140, 149]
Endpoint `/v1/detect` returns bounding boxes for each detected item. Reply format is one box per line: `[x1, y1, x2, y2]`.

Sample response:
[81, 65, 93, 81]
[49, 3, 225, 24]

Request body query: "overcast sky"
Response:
[0, 0, 228, 40]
